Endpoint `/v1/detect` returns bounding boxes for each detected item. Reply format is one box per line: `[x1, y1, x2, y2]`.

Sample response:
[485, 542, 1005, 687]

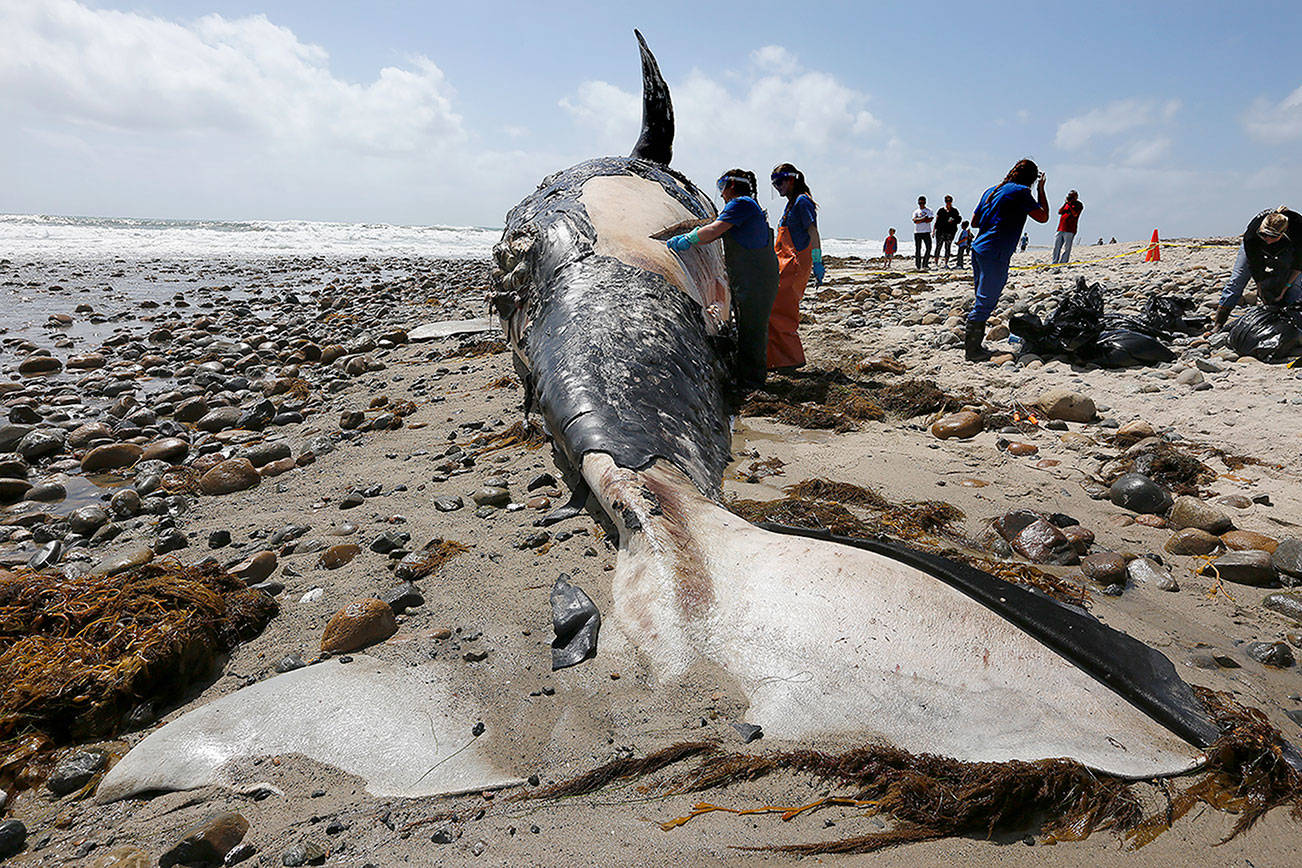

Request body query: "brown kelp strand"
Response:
[1124, 687, 1302, 847]
[472, 419, 549, 453]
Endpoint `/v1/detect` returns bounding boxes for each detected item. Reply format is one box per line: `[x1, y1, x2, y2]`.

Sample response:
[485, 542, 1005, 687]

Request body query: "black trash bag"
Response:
[1111, 294, 1209, 340]
[1009, 277, 1103, 356]
[1092, 328, 1177, 367]
[1228, 305, 1302, 362]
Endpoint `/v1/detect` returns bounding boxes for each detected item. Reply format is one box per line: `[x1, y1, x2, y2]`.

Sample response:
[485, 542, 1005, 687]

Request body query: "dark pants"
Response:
[956, 246, 968, 268]
[723, 233, 781, 395]
[914, 233, 931, 269]
[935, 231, 955, 265]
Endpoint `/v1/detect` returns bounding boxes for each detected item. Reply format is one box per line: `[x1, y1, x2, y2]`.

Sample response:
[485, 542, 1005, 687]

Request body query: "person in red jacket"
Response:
[883, 228, 898, 268]
[1052, 190, 1083, 264]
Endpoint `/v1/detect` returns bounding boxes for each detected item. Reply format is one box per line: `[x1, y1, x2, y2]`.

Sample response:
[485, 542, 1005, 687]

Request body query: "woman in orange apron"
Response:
[767, 163, 822, 371]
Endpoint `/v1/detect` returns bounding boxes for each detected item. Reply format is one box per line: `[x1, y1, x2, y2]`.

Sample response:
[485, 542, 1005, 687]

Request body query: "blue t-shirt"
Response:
[971, 183, 1038, 258]
[717, 195, 772, 250]
[779, 194, 818, 252]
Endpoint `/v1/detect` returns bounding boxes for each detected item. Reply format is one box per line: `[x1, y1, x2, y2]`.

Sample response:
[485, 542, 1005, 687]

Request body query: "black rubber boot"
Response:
[964, 320, 992, 362]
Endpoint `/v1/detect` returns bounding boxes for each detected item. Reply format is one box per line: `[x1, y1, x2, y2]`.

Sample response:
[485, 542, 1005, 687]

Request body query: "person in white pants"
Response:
[1052, 190, 1083, 264]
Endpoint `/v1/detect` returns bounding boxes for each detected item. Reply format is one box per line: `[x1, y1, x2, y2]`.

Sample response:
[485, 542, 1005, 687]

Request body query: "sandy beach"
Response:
[2, 239, 1301, 867]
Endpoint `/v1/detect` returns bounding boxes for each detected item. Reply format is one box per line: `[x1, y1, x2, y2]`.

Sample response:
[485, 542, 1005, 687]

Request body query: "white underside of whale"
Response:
[97, 657, 523, 803]
[584, 454, 1205, 779]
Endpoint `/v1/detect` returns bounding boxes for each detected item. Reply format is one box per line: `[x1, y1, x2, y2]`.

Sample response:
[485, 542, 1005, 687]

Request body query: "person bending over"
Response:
[964, 158, 1049, 361]
[1213, 206, 1302, 331]
[667, 169, 780, 395]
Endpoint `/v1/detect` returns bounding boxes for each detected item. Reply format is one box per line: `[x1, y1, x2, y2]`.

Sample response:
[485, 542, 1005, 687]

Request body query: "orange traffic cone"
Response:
[1145, 229, 1161, 262]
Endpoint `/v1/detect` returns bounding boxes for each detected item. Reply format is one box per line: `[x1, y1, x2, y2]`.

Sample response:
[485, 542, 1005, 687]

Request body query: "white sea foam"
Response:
[0, 214, 887, 262]
[0, 214, 500, 260]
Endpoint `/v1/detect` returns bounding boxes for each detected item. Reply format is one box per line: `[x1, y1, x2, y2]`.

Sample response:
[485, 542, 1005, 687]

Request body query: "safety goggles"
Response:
[716, 175, 734, 193]
[771, 172, 795, 187]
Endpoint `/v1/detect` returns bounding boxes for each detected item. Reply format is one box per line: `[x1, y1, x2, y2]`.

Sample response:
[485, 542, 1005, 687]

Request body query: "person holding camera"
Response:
[963, 159, 1049, 361]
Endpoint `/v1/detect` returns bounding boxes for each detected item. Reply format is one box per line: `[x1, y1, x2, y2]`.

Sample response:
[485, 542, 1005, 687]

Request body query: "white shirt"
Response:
[912, 207, 934, 234]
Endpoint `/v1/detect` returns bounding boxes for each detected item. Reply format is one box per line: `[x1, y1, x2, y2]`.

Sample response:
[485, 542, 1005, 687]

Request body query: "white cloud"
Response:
[0, 0, 464, 155]
[1243, 84, 1302, 143]
[1118, 137, 1171, 167]
[1054, 98, 1181, 151]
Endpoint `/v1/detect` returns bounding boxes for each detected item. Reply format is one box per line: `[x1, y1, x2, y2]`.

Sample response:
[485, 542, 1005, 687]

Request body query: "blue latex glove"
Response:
[811, 248, 825, 285]
[666, 227, 700, 253]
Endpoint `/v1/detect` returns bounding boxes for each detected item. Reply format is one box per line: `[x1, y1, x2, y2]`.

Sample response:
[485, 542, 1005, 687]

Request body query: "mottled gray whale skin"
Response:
[490, 32, 733, 497]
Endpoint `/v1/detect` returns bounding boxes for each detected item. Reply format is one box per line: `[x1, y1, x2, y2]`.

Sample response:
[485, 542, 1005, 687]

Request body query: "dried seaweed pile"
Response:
[472, 419, 549, 453]
[728, 477, 964, 544]
[1103, 441, 1215, 495]
[728, 477, 1083, 605]
[525, 688, 1302, 855]
[741, 369, 972, 432]
[740, 369, 885, 432]
[0, 561, 277, 749]
[444, 338, 508, 359]
[390, 539, 469, 581]
[865, 378, 955, 418]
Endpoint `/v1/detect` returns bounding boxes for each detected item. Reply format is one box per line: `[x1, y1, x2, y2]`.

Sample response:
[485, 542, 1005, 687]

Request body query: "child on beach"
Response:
[883, 228, 897, 268]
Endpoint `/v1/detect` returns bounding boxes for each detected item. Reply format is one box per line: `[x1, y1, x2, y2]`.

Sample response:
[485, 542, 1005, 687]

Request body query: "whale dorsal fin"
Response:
[630, 29, 674, 165]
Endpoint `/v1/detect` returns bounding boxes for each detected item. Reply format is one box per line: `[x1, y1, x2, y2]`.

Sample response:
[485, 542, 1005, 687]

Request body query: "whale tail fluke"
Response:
[580, 453, 1216, 779]
[631, 29, 674, 165]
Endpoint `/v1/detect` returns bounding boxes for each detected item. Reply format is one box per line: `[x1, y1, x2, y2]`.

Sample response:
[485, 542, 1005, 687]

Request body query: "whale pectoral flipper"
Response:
[535, 476, 591, 527]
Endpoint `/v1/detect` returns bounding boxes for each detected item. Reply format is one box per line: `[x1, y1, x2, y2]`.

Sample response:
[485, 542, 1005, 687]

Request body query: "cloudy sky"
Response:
[2, 0, 1300, 242]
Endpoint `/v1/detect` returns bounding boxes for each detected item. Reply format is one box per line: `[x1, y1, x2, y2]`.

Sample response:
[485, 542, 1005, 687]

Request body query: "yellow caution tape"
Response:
[831, 239, 1238, 279]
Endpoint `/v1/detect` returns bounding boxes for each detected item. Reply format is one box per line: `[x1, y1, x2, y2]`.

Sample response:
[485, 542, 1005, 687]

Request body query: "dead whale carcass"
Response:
[492, 31, 1221, 778]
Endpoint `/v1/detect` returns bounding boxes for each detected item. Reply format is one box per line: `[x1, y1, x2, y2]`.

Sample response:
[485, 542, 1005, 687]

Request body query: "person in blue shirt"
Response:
[666, 168, 779, 395]
[965, 158, 1049, 361]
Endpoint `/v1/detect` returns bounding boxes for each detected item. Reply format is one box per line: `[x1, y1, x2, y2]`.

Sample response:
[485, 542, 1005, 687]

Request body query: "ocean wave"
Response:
[0, 214, 502, 260]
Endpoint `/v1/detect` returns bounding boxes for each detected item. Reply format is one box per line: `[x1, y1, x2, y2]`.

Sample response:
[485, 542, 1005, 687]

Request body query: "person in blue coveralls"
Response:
[964, 158, 1049, 361]
[665, 168, 780, 397]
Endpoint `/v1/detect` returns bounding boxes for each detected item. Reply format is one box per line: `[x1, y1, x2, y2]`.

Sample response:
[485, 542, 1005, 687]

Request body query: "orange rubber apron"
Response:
[767, 224, 812, 369]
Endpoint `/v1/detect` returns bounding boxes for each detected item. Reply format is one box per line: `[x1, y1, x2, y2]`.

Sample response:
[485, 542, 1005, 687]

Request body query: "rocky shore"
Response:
[1, 242, 1300, 866]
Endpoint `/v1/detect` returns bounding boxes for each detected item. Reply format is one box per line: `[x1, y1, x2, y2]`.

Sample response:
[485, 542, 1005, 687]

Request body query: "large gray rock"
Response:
[1109, 473, 1172, 515]
[47, 748, 108, 796]
[196, 406, 242, 433]
[16, 428, 65, 461]
[1199, 550, 1277, 586]
[96, 657, 524, 802]
[1263, 591, 1302, 622]
[1167, 496, 1232, 534]
[1272, 538, 1302, 585]
[1036, 388, 1096, 423]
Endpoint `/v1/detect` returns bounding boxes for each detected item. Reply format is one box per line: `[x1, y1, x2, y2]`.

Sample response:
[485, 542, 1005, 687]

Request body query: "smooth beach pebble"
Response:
[199, 458, 260, 495]
[321, 598, 398, 653]
[930, 410, 982, 440]
[319, 543, 360, 569]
